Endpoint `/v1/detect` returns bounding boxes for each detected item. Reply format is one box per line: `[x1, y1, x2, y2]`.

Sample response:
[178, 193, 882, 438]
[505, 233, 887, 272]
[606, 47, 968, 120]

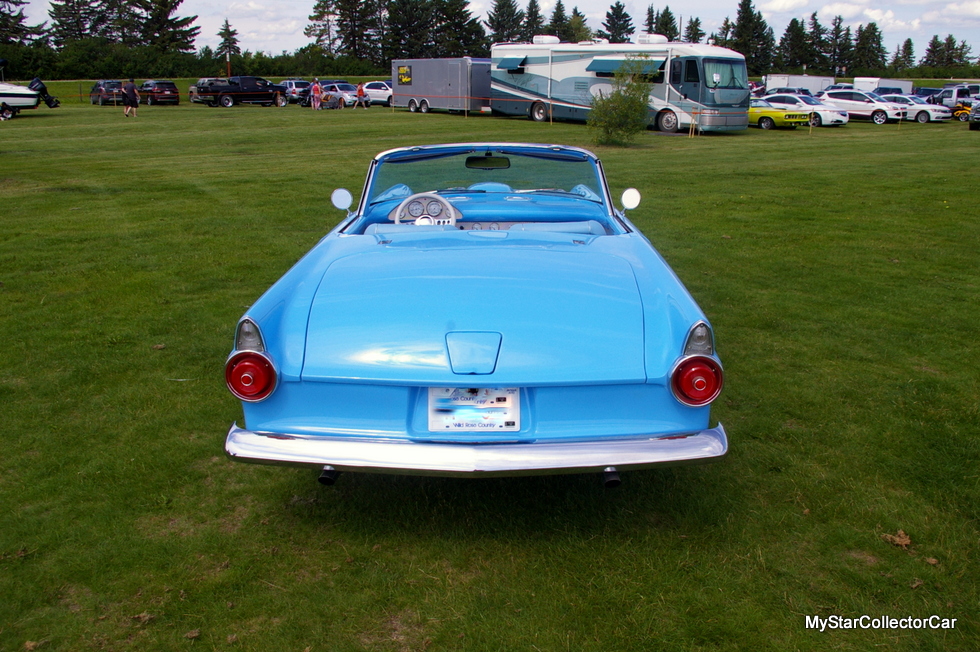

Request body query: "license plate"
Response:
[427, 387, 520, 432]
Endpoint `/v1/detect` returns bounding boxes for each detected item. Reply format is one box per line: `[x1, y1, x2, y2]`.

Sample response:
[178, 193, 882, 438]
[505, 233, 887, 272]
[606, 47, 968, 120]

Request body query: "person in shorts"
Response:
[122, 78, 139, 117]
[353, 82, 369, 109]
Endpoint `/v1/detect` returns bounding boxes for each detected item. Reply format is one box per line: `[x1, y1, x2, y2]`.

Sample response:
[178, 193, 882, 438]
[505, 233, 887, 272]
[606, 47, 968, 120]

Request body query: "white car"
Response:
[762, 94, 849, 127]
[362, 80, 392, 106]
[879, 94, 952, 123]
[815, 90, 906, 124]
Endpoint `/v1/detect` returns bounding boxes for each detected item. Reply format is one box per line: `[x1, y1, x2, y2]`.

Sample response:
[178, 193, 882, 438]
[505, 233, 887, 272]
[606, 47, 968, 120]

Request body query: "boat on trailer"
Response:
[0, 60, 59, 120]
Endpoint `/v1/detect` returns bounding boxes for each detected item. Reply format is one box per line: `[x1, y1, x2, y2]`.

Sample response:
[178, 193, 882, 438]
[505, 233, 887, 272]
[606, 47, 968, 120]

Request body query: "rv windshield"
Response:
[703, 59, 749, 90]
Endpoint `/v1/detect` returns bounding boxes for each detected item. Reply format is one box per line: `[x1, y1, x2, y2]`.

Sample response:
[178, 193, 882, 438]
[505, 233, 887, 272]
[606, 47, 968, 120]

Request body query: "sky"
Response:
[20, 0, 980, 61]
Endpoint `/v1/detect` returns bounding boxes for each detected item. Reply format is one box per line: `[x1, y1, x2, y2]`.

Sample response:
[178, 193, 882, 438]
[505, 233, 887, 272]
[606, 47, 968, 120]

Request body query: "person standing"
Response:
[354, 82, 369, 109]
[310, 79, 321, 110]
[122, 78, 139, 117]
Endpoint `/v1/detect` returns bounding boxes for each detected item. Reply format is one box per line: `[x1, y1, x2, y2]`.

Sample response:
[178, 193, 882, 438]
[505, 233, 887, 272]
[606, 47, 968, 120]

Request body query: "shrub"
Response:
[587, 57, 652, 147]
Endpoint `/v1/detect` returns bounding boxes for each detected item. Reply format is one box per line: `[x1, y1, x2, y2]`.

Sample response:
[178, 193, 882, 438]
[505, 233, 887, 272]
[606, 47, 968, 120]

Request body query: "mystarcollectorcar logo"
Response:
[806, 615, 957, 631]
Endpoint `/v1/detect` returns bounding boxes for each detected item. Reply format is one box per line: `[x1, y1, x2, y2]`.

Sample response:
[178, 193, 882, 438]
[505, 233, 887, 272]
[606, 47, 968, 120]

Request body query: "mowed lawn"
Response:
[1, 98, 978, 651]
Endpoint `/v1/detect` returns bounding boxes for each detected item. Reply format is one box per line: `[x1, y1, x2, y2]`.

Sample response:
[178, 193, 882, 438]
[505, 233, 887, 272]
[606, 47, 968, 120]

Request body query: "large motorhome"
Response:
[490, 35, 750, 132]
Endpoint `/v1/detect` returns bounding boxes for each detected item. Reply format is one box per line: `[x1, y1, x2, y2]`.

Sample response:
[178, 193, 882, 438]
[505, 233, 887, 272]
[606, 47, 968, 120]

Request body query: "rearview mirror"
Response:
[466, 155, 510, 170]
[331, 188, 353, 211]
[621, 188, 641, 211]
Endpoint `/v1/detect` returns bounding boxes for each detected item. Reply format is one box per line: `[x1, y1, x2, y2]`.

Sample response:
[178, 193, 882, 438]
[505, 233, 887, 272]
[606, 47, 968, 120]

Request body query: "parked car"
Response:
[89, 80, 123, 105]
[196, 76, 287, 107]
[823, 83, 854, 91]
[873, 87, 905, 96]
[300, 82, 363, 108]
[878, 94, 951, 123]
[748, 98, 810, 129]
[223, 143, 727, 486]
[363, 80, 392, 106]
[815, 90, 906, 124]
[913, 87, 942, 101]
[970, 102, 980, 131]
[138, 79, 179, 105]
[280, 78, 310, 103]
[189, 77, 226, 104]
[763, 93, 849, 127]
[766, 86, 812, 96]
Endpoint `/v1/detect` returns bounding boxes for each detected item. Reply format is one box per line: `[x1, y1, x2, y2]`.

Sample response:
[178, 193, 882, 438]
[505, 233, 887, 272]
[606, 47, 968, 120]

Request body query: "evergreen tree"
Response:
[753, 12, 775, 73]
[776, 18, 807, 70]
[569, 6, 591, 42]
[920, 34, 944, 67]
[731, 0, 770, 75]
[826, 15, 852, 74]
[644, 5, 655, 34]
[1, 0, 32, 44]
[383, 0, 433, 61]
[486, 0, 523, 44]
[47, 0, 99, 46]
[806, 11, 827, 72]
[654, 6, 678, 41]
[435, 0, 487, 56]
[305, 0, 338, 53]
[137, 0, 200, 52]
[522, 0, 544, 41]
[710, 17, 733, 48]
[598, 1, 634, 43]
[91, 0, 141, 44]
[851, 22, 886, 72]
[682, 17, 704, 43]
[899, 38, 914, 69]
[546, 0, 572, 42]
[216, 18, 239, 57]
[335, 0, 379, 61]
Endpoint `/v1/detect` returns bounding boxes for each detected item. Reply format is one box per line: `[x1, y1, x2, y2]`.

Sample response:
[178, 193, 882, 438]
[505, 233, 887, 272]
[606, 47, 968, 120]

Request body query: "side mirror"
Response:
[331, 188, 353, 211]
[621, 188, 641, 211]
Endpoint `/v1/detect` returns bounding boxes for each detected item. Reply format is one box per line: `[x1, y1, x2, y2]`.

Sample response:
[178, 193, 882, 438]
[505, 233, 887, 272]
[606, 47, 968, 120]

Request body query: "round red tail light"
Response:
[226, 351, 277, 402]
[671, 356, 723, 407]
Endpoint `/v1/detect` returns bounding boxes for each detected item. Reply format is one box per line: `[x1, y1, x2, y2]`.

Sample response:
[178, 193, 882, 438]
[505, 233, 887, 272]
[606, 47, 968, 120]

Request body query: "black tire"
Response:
[871, 110, 887, 125]
[419, 100, 430, 113]
[219, 94, 234, 108]
[408, 99, 418, 112]
[98, 95, 106, 106]
[657, 110, 678, 132]
[386, 95, 392, 106]
[915, 111, 929, 124]
[759, 116, 775, 130]
[530, 102, 548, 122]
[809, 113, 822, 127]
[958, 112, 969, 122]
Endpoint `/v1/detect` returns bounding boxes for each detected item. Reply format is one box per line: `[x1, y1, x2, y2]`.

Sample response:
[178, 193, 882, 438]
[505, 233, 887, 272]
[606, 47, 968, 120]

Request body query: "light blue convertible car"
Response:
[224, 143, 726, 486]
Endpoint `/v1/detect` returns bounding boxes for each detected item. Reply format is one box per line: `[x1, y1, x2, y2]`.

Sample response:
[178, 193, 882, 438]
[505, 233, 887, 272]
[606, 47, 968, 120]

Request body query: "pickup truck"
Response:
[196, 76, 287, 108]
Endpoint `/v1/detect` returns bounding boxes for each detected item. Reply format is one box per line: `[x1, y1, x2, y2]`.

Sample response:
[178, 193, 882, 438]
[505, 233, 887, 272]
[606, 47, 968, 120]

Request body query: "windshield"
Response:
[797, 96, 822, 106]
[867, 92, 886, 102]
[702, 59, 748, 90]
[907, 96, 927, 105]
[335, 84, 357, 92]
[367, 148, 604, 207]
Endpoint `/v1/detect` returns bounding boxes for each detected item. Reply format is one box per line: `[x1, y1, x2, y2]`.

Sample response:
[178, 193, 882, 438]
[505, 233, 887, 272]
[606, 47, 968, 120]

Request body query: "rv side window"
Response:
[684, 60, 700, 83]
[670, 60, 682, 85]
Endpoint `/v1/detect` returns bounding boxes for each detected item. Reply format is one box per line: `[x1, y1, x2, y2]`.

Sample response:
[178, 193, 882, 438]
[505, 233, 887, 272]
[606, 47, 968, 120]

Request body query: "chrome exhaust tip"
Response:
[317, 465, 341, 486]
[602, 466, 621, 488]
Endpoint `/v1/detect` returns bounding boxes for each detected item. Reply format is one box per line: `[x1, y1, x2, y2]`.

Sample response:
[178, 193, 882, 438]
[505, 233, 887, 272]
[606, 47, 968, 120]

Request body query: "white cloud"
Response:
[761, 0, 810, 13]
[819, 3, 866, 20]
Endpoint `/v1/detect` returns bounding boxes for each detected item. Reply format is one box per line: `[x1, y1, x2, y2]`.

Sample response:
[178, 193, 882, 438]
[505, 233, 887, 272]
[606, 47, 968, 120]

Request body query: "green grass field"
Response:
[2, 100, 978, 651]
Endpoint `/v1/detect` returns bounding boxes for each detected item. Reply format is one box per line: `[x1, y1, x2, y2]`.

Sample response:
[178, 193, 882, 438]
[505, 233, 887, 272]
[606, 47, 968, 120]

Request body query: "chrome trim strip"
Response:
[225, 422, 727, 477]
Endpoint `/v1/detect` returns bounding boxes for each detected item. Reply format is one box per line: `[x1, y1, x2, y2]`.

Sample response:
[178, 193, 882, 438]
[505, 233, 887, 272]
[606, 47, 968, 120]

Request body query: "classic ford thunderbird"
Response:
[224, 143, 726, 486]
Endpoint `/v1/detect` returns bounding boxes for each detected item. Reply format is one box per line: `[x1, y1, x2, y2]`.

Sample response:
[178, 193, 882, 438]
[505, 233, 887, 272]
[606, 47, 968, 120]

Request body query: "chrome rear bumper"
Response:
[225, 422, 727, 477]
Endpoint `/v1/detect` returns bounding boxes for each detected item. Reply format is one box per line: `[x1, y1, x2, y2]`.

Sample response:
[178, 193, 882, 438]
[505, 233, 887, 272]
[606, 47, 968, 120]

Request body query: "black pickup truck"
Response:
[196, 76, 287, 108]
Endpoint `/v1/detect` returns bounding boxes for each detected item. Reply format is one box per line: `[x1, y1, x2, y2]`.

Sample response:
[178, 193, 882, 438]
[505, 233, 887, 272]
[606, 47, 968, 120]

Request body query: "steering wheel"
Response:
[392, 193, 458, 226]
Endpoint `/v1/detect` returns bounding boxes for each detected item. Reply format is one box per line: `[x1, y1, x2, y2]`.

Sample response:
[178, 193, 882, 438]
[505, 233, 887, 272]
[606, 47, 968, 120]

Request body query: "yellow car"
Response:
[749, 98, 810, 130]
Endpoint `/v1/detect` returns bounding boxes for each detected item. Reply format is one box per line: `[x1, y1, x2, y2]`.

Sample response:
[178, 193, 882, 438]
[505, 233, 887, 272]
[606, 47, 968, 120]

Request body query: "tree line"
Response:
[1, 0, 978, 80]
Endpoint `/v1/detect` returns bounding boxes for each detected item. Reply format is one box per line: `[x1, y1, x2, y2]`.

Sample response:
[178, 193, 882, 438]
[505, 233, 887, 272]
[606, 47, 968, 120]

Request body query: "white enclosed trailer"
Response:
[763, 74, 835, 94]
